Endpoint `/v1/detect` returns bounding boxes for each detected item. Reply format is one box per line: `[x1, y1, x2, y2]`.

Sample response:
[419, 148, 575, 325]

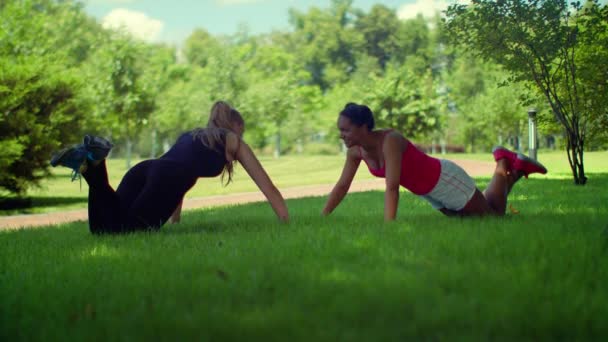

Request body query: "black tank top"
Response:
[159, 130, 227, 177]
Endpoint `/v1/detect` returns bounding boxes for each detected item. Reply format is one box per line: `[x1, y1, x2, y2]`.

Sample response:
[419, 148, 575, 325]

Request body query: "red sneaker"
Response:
[492, 146, 518, 165]
[514, 153, 547, 178]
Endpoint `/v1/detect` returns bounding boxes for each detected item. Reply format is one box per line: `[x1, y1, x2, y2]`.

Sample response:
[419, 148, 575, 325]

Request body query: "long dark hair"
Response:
[191, 101, 244, 185]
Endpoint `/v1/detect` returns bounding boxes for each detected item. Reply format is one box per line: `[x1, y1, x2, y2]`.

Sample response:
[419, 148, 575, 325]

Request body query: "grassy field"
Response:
[1, 172, 607, 340]
[1, 150, 607, 215]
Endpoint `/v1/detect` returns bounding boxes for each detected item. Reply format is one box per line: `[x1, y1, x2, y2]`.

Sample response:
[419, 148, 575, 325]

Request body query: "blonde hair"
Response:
[192, 100, 244, 185]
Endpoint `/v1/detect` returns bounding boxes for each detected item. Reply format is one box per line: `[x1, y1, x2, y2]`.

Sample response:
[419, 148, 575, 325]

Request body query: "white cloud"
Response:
[397, 0, 469, 20]
[215, 0, 268, 5]
[102, 8, 164, 42]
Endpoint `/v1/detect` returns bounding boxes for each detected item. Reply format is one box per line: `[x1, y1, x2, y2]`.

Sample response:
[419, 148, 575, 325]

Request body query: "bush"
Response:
[0, 57, 87, 194]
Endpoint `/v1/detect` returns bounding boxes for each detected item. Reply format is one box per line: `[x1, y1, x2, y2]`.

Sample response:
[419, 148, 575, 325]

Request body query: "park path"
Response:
[0, 159, 495, 231]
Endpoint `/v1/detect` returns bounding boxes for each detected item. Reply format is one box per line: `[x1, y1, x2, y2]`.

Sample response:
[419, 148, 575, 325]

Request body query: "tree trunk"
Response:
[274, 132, 281, 158]
[126, 138, 132, 169]
[566, 130, 587, 185]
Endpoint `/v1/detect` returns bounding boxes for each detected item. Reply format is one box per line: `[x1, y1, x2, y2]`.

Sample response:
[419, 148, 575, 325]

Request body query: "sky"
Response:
[82, 0, 462, 45]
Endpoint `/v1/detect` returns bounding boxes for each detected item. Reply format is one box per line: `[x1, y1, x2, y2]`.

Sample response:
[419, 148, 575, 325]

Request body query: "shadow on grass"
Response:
[0, 196, 86, 215]
[100, 173, 608, 235]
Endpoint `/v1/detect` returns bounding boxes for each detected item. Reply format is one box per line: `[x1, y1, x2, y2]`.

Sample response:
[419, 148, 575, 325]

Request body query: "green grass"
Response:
[1, 174, 608, 340]
[1, 150, 607, 215]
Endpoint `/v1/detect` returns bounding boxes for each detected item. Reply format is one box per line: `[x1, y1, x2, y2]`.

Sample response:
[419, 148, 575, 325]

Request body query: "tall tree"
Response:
[445, 0, 608, 185]
[0, 0, 97, 194]
[88, 34, 155, 168]
[0, 58, 87, 194]
[354, 4, 401, 70]
[365, 65, 440, 140]
[288, 0, 361, 90]
[183, 28, 221, 68]
[394, 15, 432, 66]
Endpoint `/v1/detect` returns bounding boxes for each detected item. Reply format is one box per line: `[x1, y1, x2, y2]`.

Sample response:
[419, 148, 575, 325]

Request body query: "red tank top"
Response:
[360, 132, 441, 195]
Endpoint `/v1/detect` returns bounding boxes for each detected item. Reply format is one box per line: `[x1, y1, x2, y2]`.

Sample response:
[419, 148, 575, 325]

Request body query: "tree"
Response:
[240, 43, 300, 156]
[445, 0, 608, 185]
[152, 65, 212, 152]
[394, 15, 432, 66]
[87, 34, 155, 168]
[576, 2, 608, 149]
[365, 64, 440, 140]
[183, 28, 221, 68]
[354, 4, 402, 70]
[0, 57, 87, 194]
[288, 0, 361, 90]
[0, 0, 99, 194]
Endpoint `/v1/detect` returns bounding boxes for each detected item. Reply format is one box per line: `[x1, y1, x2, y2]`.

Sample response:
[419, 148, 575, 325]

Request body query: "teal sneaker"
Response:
[50, 144, 88, 181]
[83, 135, 113, 161]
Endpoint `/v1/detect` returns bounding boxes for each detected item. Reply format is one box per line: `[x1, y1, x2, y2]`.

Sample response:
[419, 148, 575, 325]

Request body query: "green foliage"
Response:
[394, 15, 433, 65]
[0, 0, 103, 65]
[2, 0, 606, 192]
[150, 66, 210, 146]
[85, 34, 156, 162]
[354, 4, 402, 70]
[446, 57, 544, 151]
[445, 0, 608, 184]
[575, 2, 608, 149]
[0, 0, 105, 194]
[0, 57, 86, 193]
[183, 28, 220, 68]
[289, 0, 361, 90]
[365, 65, 440, 139]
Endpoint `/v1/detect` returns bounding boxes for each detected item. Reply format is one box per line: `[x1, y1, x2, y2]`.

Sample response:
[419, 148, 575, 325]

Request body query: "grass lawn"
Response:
[1, 150, 607, 215]
[1, 171, 607, 339]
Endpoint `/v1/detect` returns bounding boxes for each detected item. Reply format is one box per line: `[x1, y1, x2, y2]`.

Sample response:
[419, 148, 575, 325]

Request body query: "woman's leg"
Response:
[449, 147, 546, 217]
[115, 160, 196, 231]
[459, 145, 534, 216]
[51, 135, 128, 234]
[482, 158, 522, 214]
[458, 159, 521, 216]
[81, 160, 130, 234]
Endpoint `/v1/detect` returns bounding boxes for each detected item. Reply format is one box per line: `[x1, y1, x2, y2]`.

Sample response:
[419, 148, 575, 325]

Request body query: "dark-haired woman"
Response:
[51, 101, 289, 234]
[322, 103, 547, 221]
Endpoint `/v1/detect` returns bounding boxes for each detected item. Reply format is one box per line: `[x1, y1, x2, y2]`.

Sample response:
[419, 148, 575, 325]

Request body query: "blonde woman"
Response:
[50, 101, 288, 233]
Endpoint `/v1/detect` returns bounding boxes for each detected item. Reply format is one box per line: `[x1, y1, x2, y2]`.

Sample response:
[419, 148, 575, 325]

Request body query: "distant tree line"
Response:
[1, 0, 606, 193]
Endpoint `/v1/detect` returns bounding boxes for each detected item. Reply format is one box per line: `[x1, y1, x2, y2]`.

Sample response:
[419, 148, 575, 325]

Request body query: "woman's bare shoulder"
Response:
[382, 129, 408, 150]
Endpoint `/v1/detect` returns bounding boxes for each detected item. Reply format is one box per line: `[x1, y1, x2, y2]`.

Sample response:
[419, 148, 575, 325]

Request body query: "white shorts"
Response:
[421, 159, 477, 211]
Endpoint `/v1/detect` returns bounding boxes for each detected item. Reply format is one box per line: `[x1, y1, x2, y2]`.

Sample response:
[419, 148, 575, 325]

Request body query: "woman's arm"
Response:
[169, 200, 183, 224]
[382, 133, 404, 221]
[322, 148, 361, 216]
[230, 135, 289, 222]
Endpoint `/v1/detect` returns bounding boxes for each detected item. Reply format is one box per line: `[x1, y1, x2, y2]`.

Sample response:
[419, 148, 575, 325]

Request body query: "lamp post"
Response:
[527, 108, 537, 160]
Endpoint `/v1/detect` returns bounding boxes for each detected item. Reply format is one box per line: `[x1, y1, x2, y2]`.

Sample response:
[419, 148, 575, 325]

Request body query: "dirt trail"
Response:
[0, 159, 495, 231]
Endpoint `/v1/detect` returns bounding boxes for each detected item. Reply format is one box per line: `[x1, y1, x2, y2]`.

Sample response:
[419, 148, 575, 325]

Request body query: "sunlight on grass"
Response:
[2, 150, 606, 215]
[1, 175, 607, 340]
[81, 244, 121, 260]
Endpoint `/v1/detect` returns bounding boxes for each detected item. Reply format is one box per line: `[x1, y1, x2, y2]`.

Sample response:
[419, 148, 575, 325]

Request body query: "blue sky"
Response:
[83, 0, 608, 45]
[82, 0, 457, 45]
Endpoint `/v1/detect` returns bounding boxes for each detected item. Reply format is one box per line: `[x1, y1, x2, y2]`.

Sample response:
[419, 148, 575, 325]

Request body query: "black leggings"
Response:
[82, 160, 197, 234]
